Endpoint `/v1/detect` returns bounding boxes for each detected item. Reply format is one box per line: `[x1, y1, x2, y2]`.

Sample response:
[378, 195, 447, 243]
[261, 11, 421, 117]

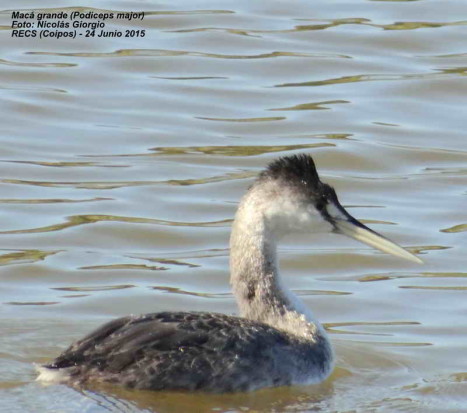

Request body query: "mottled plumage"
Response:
[45, 312, 330, 392]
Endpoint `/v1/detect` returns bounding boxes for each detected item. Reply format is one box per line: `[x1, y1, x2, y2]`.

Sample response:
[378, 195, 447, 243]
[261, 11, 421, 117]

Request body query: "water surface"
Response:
[1, 0, 466, 411]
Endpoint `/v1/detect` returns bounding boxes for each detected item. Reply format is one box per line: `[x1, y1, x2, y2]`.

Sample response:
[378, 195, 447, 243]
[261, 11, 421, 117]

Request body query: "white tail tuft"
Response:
[35, 364, 70, 384]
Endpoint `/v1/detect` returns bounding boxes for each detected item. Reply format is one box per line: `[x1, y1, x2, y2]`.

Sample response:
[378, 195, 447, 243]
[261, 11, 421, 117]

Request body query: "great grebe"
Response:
[37, 154, 422, 392]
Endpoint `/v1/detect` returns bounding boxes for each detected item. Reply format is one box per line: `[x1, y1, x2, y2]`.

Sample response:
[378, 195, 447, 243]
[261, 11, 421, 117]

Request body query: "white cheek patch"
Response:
[265, 198, 333, 236]
[306, 206, 334, 233]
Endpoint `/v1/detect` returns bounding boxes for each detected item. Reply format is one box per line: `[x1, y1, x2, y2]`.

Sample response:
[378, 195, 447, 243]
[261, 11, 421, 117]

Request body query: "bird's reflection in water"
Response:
[77, 372, 341, 413]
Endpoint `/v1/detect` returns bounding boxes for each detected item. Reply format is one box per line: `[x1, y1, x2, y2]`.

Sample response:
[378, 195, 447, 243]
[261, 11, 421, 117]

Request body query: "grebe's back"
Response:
[39, 311, 331, 392]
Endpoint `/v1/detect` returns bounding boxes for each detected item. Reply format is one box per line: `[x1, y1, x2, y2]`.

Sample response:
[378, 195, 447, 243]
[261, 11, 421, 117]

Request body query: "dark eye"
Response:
[316, 200, 326, 212]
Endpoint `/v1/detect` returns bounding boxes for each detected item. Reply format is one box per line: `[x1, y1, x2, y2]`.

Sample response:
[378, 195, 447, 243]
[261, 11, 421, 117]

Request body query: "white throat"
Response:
[229, 183, 328, 341]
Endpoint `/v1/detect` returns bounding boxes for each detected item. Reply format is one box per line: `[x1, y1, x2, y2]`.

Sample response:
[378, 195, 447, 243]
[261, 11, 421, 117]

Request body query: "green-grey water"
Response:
[1, 1, 466, 412]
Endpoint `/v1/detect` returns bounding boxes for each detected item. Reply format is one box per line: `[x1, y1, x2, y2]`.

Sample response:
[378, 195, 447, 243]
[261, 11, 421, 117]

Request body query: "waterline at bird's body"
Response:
[37, 154, 421, 392]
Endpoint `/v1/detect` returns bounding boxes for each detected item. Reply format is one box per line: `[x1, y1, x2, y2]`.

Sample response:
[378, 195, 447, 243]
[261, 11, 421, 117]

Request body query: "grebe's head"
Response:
[251, 154, 421, 263]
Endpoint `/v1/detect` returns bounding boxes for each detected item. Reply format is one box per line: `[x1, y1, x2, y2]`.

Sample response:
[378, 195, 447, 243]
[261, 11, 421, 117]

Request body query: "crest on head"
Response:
[259, 154, 323, 192]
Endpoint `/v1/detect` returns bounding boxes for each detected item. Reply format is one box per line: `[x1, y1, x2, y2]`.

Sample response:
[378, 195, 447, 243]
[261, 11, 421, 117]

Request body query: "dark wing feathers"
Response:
[49, 313, 209, 368]
[45, 311, 305, 391]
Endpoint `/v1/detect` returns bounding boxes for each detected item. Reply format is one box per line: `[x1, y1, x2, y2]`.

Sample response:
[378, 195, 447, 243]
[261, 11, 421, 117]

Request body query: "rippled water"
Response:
[1, 0, 466, 411]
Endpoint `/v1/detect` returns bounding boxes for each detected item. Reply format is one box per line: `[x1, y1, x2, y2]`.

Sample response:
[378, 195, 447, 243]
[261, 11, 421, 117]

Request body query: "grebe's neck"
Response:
[229, 186, 325, 340]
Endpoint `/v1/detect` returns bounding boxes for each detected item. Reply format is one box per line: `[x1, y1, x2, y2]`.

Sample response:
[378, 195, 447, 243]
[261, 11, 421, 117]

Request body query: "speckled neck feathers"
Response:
[229, 155, 329, 341]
